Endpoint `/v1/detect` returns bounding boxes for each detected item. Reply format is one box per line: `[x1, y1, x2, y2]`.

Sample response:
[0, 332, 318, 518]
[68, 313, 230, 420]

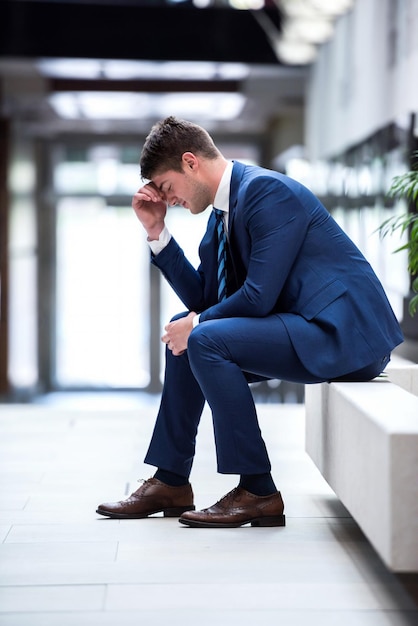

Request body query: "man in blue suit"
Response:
[97, 117, 403, 528]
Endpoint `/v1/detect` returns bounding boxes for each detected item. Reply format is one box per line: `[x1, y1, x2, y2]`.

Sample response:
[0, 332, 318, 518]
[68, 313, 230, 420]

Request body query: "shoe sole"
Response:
[179, 514, 286, 528]
[96, 505, 195, 519]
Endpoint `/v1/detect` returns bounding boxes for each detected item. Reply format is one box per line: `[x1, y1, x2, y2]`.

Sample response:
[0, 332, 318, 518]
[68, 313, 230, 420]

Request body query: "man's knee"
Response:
[188, 322, 225, 363]
[188, 323, 204, 352]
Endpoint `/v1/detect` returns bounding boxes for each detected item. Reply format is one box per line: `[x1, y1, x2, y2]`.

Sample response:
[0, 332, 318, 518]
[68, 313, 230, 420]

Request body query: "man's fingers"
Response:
[135, 183, 165, 204]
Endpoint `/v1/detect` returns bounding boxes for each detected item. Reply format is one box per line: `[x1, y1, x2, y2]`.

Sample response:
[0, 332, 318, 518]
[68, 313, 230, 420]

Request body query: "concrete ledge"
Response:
[386, 354, 418, 395]
[305, 376, 418, 572]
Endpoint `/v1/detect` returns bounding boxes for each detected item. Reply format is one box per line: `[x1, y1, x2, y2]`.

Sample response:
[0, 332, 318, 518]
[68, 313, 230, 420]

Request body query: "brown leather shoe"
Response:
[96, 477, 195, 519]
[179, 487, 285, 528]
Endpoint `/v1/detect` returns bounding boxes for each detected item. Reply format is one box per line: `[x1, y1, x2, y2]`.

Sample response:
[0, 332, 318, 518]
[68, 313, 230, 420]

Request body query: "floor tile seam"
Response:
[0, 582, 108, 588]
[78, 580, 409, 587]
[24, 609, 418, 615]
[0, 539, 120, 547]
[1, 525, 13, 544]
[114, 541, 121, 562]
[88, 607, 418, 613]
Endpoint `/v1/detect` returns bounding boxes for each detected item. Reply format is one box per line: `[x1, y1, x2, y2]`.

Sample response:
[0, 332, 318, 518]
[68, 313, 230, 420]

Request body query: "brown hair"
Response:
[140, 116, 220, 180]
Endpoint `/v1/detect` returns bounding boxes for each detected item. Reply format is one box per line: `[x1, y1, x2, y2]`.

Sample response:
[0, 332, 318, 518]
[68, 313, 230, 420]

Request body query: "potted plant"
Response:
[379, 151, 418, 317]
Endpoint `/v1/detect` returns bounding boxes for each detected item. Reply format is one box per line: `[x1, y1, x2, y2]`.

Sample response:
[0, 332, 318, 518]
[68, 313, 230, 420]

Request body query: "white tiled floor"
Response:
[0, 398, 417, 625]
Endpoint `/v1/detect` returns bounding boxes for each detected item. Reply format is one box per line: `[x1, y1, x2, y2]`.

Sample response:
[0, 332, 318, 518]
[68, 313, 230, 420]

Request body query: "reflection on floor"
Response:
[0, 397, 417, 625]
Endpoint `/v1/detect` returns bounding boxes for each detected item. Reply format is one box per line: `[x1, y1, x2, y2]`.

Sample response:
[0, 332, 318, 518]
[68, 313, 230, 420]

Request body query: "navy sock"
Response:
[239, 473, 277, 496]
[154, 469, 189, 487]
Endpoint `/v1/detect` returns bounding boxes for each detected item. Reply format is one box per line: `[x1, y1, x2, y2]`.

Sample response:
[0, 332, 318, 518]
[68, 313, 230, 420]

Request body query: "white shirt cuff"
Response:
[192, 314, 201, 327]
[147, 226, 171, 255]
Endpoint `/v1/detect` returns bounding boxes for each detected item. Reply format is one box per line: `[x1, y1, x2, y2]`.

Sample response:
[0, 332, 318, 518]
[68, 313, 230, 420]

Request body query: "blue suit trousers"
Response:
[144, 313, 388, 476]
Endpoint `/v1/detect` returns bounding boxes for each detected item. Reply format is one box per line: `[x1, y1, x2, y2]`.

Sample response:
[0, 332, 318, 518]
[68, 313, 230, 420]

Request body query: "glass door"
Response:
[53, 142, 151, 389]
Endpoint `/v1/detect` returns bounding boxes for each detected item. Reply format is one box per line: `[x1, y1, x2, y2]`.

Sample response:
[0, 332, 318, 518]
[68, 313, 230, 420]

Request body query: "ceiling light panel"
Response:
[49, 92, 246, 121]
[37, 59, 249, 81]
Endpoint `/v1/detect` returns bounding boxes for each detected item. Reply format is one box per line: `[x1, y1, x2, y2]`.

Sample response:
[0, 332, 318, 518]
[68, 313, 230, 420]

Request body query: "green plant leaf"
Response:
[409, 293, 418, 317]
[380, 155, 418, 316]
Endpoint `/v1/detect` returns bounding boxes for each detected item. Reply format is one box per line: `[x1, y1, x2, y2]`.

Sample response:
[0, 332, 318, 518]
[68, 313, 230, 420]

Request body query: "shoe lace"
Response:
[215, 487, 239, 506]
[126, 478, 149, 497]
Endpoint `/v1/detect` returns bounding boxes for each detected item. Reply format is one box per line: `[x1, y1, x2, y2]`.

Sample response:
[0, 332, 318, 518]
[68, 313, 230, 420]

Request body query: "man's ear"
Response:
[182, 152, 198, 171]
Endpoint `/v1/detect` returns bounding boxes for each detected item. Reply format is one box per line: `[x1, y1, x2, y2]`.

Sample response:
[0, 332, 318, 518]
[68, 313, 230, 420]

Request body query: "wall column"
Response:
[0, 117, 10, 395]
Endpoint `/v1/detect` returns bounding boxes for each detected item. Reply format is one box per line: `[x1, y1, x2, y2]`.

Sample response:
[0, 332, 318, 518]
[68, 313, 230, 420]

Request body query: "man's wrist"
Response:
[146, 223, 165, 242]
[148, 226, 171, 254]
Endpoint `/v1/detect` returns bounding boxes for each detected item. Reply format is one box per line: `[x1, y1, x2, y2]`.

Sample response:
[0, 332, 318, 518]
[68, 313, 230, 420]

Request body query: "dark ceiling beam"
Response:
[49, 78, 241, 93]
[0, 1, 282, 65]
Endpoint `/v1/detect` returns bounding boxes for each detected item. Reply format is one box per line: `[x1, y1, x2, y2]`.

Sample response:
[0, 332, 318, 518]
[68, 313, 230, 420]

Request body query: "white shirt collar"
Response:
[213, 160, 233, 215]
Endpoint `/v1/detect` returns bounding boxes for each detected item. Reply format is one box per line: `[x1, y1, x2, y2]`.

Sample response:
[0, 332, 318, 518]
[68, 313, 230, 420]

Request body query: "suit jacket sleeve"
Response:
[150, 236, 210, 313]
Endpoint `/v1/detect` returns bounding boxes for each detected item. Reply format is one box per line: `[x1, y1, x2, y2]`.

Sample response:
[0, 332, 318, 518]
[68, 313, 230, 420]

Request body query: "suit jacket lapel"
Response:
[228, 160, 246, 233]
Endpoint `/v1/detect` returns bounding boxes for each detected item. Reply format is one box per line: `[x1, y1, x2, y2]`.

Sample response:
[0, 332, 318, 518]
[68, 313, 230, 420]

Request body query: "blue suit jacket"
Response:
[152, 161, 403, 379]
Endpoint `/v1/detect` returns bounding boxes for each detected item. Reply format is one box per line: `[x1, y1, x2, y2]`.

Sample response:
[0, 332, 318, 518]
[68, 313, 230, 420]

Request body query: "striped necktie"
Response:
[213, 208, 227, 302]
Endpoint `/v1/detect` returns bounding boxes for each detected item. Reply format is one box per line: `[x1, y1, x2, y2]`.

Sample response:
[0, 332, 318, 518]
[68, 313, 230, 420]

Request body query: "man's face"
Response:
[152, 163, 212, 215]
